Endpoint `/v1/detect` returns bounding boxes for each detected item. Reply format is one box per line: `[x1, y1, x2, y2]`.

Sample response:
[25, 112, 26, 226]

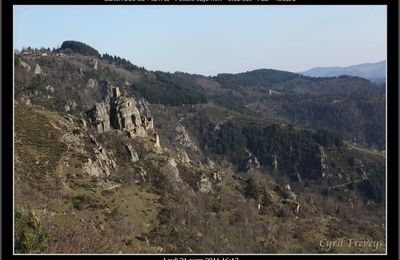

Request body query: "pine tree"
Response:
[245, 178, 259, 200]
[262, 190, 271, 207]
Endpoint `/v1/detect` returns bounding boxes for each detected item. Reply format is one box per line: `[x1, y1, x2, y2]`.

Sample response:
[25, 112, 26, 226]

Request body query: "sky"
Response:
[14, 5, 386, 76]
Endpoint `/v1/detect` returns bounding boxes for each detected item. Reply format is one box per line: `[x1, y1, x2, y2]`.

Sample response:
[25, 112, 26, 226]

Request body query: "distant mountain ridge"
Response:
[299, 61, 385, 83]
[14, 41, 386, 254]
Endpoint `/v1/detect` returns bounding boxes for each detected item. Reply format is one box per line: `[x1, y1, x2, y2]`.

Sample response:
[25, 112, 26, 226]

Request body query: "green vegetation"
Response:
[279, 93, 385, 148]
[71, 195, 105, 210]
[194, 114, 342, 179]
[132, 71, 207, 106]
[215, 69, 303, 89]
[245, 178, 260, 200]
[102, 53, 144, 71]
[262, 190, 271, 207]
[209, 93, 258, 116]
[60, 40, 100, 57]
[15, 105, 67, 179]
[15, 208, 48, 253]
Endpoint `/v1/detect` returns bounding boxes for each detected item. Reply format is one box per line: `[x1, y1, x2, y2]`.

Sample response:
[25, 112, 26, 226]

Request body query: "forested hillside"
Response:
[14, 41, 386, 254]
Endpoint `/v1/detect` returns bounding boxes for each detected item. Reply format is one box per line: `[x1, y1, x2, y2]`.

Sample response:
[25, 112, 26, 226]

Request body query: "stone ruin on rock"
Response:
[87, 86, 160, 146]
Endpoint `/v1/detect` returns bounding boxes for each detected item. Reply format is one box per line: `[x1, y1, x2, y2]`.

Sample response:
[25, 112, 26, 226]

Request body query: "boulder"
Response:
[274, 184, 297, 201]
[283, 184, 297, 201]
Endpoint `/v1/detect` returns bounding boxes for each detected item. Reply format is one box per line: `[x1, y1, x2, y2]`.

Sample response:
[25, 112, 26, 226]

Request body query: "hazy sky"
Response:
[14, 5, 386, 76]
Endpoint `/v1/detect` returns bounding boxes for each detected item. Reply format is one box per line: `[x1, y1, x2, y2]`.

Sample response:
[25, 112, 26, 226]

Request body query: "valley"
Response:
[14, 41, 386, 254]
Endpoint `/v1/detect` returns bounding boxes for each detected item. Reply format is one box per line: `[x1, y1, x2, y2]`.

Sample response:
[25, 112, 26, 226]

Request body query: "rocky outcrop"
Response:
[244, 149, 260, 172]
[212, 172, 222, 182]
[60, 132, 80, 145]
[161, 158, 182, 191]
[113, 96, 142, 131]
[125, 144, 139, 163]
[19, 60, 31, 71]
[112, 95, 155, 138]
[136, 99, 152, 118]
[88, 102, 111, 133]
[150, 133, 160, 147]
[352, 158, 368, 180]
[97, 179, 121, 190]
[176, 148, 191, 164]
[79, 118, 88, 130]
[198, 174, 212, 193]
[272, 155, 278, 170]
[319, 146, 328, 178]
[34, 64, 42, 75]
[64, 100, 77, 112]
[275, 184, 297, 201]
[175, 125, 199, 152]
[45, 84, 54, 93]
[20, 95, 31, 106]
[91, 58, 98, 70]
[87, 86, 160, 146]
[136, 166, 148, 183]
[83, 145, 117, 177]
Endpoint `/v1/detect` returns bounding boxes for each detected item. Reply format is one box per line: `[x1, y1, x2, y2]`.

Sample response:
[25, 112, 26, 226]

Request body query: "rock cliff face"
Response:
[82, 135, 117, 177]
[88, 102, 110, 133]
[87, 86, 159, 146]
[112, 96, 142, 131]
[175, 125, 199, 152]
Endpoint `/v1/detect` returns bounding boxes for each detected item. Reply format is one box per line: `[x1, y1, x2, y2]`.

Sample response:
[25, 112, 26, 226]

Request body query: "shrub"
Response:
[245, 178, 260, 200]
[15, 208, 48, 253]
[262, 190, 271, 207]
[47, 223, 117, 253]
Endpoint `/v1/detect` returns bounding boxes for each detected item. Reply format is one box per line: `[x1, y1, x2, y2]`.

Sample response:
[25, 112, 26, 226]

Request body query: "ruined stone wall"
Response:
[87, 86, 159, 146]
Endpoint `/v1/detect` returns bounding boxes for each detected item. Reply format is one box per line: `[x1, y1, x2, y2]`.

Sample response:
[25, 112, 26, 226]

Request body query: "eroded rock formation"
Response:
[87, 102, 110, 133]
[87, 86, 160, 146]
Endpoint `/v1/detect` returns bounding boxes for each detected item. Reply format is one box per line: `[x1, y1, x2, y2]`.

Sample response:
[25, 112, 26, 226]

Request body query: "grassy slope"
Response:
[14, 104, 161, 253]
